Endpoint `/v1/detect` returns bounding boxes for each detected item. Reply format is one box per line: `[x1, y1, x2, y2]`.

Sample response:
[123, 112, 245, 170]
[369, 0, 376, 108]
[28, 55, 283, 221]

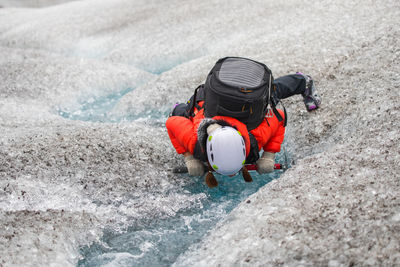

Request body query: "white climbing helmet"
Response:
[206, 126, 246, 175]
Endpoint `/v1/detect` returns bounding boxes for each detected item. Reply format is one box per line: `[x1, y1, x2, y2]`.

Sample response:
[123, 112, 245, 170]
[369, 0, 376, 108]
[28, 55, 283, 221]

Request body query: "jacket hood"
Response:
[197, 118, 234, 154]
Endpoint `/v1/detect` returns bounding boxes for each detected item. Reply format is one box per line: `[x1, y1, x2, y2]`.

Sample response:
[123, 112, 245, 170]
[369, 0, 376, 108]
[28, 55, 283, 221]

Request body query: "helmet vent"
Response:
[211, 153, 214, 161]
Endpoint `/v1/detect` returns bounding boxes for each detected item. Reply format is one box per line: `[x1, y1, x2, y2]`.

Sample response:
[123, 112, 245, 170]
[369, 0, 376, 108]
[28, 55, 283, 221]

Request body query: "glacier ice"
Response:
[0, 0, 399, 266]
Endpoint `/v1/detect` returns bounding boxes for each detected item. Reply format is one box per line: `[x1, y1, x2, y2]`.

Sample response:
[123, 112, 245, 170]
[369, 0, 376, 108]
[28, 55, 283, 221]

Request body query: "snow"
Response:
[0, 0, 399, 266]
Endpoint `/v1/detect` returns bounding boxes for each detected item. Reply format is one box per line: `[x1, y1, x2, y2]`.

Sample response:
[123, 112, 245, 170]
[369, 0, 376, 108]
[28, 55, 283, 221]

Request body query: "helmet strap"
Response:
[242, 166, 253, 182]
[205, 161, 218, 188]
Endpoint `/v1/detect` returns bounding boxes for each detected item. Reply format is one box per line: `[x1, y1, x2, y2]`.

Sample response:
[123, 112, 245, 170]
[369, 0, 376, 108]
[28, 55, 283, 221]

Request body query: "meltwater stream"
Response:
[57, 87, 135, 122]
[60, 89, 289, 266]
[77, 166, 287, 267]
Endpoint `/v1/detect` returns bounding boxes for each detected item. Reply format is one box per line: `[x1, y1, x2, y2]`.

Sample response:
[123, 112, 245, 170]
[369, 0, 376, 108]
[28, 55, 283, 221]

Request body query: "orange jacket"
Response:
[166, 101, 285, 158]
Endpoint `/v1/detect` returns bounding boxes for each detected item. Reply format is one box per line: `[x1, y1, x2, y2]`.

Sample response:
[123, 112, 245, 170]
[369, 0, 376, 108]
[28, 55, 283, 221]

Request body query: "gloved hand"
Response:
[184, 155, 205, 176]
[256, 152, 275, 174]
[207, 123, 222, 135]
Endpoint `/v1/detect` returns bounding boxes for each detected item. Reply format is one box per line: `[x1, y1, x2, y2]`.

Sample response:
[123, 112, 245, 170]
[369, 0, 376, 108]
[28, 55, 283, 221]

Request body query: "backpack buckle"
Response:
[266, 107, 273, 118]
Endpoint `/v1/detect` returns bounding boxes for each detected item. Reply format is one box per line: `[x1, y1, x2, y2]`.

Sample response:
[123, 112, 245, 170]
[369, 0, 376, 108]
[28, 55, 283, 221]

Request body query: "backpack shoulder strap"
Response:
[269, 84, 287, 127]
[187, 84, 205, 117]
[271, 102, 287, 127]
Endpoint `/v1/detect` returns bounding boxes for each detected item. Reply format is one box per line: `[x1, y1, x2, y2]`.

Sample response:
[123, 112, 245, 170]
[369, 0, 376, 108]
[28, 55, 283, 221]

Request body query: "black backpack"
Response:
[189, 57, 285, 130]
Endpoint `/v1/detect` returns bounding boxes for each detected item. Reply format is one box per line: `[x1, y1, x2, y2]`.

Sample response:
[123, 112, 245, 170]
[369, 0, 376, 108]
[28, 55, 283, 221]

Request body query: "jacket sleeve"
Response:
[166, 116, 198, 154]
[263, 110, 286, 153]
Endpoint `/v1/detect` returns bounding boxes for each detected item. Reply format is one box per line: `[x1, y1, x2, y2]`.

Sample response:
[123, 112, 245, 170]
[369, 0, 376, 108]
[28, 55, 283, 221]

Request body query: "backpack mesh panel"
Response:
[218, 58, 265, 88]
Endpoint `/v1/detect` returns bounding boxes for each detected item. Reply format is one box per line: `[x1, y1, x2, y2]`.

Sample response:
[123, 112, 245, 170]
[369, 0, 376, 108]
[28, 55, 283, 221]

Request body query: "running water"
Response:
[78, 152, 288, 267]
[57, 88, 135, 122]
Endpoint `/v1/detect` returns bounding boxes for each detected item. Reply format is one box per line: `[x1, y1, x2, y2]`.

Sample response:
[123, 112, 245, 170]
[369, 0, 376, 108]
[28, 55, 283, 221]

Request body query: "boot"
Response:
[297, 72, 321, 111]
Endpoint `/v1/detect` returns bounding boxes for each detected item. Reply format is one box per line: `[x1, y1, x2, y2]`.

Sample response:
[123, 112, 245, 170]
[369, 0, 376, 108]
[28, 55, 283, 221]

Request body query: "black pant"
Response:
[273, 73, 306, 101]
[171, 73, 306, 117]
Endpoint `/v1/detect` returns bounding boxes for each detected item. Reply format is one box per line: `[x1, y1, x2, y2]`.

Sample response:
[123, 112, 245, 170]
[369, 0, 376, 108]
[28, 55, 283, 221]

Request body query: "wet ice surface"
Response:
[1, 0, 400, 266]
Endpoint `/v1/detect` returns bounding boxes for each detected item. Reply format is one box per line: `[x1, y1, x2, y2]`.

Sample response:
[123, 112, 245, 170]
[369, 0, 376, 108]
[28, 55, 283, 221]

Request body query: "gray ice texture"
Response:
[0, 0, 399, 266]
